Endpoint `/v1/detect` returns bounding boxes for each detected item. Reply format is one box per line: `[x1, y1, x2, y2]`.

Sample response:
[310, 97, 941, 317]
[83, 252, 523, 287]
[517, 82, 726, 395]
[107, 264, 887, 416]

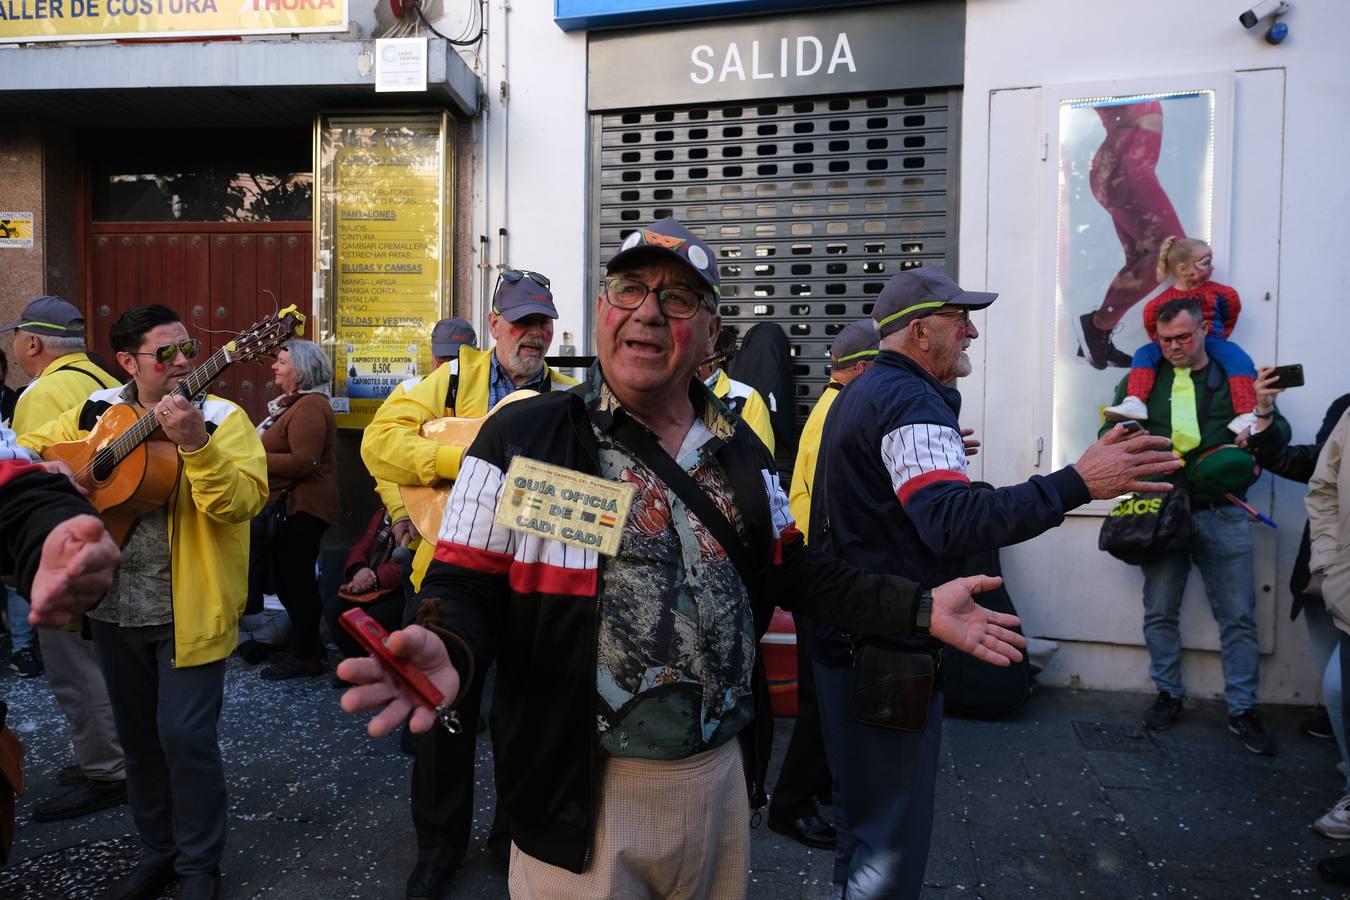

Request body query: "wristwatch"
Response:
[915, 589, 933, 632]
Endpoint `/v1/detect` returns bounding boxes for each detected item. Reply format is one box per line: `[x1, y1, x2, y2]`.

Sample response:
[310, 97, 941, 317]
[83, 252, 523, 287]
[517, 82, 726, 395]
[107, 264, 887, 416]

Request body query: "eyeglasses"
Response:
[929, 309, 971, 328]
[1158, 330, 1199, 347]
[604, 276, 713, 320]
[496, 268, 551, 292]
[131, 339, 201, 364]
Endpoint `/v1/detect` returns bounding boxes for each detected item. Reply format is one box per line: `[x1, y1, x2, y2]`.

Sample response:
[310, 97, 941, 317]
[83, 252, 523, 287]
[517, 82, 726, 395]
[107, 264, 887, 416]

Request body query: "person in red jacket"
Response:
[1104, 236, 1259, 434]
[324, 508, 408, 662]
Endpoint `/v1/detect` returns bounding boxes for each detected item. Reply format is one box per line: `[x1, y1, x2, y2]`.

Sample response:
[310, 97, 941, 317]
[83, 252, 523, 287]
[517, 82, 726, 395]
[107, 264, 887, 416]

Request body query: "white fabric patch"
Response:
[688, 244, 709, 270]
[879, 423, 969, 495]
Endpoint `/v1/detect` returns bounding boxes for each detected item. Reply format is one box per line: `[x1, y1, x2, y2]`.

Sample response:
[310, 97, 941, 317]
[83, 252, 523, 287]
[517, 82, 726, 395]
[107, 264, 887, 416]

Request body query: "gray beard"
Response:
[953, 352, 972, 379]
[508, 347, 545, 381]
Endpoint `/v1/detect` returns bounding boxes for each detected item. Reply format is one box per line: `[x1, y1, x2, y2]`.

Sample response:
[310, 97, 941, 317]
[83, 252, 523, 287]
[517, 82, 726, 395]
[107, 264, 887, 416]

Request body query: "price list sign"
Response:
[317, 112, 453, 427]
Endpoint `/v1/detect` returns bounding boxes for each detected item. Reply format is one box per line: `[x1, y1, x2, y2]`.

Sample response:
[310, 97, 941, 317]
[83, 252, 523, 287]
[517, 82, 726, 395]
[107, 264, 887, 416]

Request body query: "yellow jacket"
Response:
[708, 369, 775, 455]
[787, 382, 841, 543]
[361, 345, 578, 587]
[372, 376, 423, 523]
[21, 387, 268, 667]
[12, 352, 120, 436]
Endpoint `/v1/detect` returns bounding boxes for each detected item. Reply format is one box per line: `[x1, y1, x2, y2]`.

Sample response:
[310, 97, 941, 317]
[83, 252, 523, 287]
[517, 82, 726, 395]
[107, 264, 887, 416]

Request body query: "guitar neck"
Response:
[102, 347, 234, 469]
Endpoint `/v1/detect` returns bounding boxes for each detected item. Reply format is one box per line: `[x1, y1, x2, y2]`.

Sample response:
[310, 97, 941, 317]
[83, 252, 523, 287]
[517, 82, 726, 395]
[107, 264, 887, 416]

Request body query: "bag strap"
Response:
[54, 362, 114, 391]
[611, 414, 758, 592]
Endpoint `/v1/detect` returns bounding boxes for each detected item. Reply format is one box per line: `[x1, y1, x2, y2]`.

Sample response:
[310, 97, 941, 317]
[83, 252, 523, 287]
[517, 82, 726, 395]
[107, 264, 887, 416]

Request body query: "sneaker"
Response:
[1302, 710, 1335, 740]
[1077, 312, 1134, 369]
[1227, 412, 1257, 435]
[1315, 795, 1350, 839]
[9, 646, 43, 678]
[1104, 396, 1149, 422]
[1229, 710, 1277, 755]
[1143, 691, 1184, 730]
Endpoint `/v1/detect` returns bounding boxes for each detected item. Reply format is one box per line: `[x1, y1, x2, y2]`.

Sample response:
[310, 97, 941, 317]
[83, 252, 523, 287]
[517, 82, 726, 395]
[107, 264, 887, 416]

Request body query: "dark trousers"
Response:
[816, 660, 943, 900]
[770, 615, 832, 819]
[90, 620, 227, 875]
[269, 511, 329, 660]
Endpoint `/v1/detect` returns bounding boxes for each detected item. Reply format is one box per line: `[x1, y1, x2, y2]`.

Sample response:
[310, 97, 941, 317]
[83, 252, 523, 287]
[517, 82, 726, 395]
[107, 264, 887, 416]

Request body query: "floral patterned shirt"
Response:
[592, 376, 757, 760]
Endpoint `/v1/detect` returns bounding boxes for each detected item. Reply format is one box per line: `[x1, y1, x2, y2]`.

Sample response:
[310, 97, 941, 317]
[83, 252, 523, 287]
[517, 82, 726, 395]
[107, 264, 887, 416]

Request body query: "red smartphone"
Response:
[338, 608, 445, 711]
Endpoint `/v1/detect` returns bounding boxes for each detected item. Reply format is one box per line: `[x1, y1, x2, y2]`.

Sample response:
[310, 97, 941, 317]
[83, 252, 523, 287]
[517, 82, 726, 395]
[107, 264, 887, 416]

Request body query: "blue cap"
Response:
[493, 272, 558, 322]
[606, 218, 720, 297]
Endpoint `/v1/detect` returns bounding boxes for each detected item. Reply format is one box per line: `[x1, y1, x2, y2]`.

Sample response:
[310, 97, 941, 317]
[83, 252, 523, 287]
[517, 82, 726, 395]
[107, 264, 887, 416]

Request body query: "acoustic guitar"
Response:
[41, 306, 306, 545]
[399, 389, 538, 540]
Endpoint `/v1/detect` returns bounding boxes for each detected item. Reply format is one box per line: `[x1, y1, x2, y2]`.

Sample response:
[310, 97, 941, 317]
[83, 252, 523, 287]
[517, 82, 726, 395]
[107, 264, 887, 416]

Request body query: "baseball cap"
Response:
[431, 317, 477, 357]
[831, 318, 880, 366]
[605, 218, 721, 297]
[0, 295, 86, 338]
[871, 267, 998, 338]
[493, 270, 558, 322]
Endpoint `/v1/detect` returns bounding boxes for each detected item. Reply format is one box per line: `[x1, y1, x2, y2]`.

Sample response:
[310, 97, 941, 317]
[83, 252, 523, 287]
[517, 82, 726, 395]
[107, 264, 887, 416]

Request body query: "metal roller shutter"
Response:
[591, 88, 959, 450]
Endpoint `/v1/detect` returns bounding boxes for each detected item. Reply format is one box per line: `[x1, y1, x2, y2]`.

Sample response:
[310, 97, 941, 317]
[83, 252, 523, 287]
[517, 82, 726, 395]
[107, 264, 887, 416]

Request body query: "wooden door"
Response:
[86, 223, 312, 425]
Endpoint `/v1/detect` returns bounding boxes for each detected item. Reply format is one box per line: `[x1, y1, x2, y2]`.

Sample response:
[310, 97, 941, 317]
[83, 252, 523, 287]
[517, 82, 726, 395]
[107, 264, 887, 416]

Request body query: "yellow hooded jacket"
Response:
[20, 386, 268, 667]
[361, 345, 578, 588]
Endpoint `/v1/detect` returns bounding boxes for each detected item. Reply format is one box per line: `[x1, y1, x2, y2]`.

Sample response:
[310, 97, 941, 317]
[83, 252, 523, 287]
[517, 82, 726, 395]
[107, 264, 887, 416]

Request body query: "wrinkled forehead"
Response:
[609, 255, 706, 292]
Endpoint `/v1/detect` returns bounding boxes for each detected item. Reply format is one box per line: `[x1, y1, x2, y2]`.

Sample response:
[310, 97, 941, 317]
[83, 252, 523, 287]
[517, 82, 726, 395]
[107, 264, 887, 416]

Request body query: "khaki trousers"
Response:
[38, 626, 125, 781]
[508, 738, 749, 899]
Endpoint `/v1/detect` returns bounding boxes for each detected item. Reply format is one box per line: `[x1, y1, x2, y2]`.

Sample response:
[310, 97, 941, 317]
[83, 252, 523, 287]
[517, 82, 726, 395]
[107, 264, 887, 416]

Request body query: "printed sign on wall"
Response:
[316, 113, 452, 428]
[0, 0, 347, 43]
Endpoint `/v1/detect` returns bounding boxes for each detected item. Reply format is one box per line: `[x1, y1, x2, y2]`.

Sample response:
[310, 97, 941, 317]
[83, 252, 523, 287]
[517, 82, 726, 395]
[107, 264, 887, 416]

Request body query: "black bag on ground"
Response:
[726, 322, 795, 472]
[1098, 485, 1193, 565]
[942, 482, 1034, 718]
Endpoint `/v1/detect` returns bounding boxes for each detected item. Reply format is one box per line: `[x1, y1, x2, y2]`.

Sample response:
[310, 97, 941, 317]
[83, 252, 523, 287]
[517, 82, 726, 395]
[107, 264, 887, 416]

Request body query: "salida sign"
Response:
[0, 0, 344, 41]
[689, 33, 856, 85]
[586, 5, 963, 110]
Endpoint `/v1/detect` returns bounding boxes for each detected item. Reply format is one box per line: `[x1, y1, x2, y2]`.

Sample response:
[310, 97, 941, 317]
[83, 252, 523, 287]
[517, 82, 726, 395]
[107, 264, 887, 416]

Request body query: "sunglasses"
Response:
[132, 339, 201, 364]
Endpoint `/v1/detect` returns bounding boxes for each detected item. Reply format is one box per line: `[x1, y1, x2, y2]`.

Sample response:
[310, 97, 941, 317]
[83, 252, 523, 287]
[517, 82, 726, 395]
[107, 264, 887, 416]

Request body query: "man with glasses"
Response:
[340, 220, 1041, 896]
[20, 303, 268, 900]
[1102, 296, 1286, 753]
[2, 296, 128, 822]
[362, 273, 576, 900]
[809, 267, 1182, 899]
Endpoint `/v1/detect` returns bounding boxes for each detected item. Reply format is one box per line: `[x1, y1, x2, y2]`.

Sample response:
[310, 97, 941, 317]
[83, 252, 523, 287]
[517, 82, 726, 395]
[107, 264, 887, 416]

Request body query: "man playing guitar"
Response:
[360, 271, 577, 900]
[19, 304, 268, 900]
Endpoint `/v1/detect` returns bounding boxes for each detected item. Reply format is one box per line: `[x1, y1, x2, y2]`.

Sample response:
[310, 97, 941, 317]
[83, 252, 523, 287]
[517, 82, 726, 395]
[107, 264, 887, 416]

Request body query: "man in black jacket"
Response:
[341, 219, 1027, 896]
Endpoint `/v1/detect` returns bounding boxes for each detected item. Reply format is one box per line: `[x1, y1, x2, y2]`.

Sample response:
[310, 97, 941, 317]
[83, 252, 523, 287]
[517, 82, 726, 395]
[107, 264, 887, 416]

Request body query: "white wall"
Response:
[961, 0, 1350, 704]
[433, 0, 593, 349]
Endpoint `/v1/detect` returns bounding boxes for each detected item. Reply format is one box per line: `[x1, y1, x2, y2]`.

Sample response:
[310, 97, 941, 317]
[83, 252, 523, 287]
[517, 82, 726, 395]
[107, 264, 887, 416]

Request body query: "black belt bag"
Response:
[851, 644, 936, 733]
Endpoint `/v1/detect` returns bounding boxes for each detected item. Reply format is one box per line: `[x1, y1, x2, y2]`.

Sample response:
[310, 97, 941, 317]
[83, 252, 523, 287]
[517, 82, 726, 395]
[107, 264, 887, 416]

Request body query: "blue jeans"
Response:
[1139, 505, 1260, 714]
[1325, 638, 1350, 793]
[6, 584, 34, 653]
[815, 661, 944, 900]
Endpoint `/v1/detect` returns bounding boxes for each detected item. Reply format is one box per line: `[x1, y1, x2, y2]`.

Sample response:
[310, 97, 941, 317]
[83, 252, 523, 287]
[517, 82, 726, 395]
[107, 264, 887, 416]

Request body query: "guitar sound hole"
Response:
[92, 453, 116, 482]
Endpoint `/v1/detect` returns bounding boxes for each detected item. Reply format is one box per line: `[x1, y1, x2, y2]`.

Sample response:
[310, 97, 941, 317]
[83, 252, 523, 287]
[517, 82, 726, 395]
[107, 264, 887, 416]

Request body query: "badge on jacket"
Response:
[496, 457, 635, 556]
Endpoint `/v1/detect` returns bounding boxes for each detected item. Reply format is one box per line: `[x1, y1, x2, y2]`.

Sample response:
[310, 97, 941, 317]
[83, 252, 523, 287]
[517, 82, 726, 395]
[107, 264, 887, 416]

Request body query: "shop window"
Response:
[88, 128, 311, 222]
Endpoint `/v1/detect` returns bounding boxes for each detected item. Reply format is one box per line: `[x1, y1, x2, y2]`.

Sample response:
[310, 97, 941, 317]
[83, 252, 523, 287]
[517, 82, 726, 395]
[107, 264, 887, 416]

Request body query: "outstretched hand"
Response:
[1075, 424, 1182, 497]
[28, 515, 120, 627]
[928, 575, 1027, 667]
[338, 624, 462, 737]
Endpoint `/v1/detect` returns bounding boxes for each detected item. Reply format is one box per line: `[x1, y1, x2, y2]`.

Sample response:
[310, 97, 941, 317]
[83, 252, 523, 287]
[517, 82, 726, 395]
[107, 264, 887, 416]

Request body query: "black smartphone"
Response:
[1117, 420, 1144, 435]
[1269, 363, 1305, 388]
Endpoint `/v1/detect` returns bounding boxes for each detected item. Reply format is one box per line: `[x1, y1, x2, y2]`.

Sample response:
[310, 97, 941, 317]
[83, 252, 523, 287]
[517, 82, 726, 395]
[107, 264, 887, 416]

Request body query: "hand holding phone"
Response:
[338, 608, 445, 711]
[1269, 363, 1305, 389]
[1117, 420, 1144, 435]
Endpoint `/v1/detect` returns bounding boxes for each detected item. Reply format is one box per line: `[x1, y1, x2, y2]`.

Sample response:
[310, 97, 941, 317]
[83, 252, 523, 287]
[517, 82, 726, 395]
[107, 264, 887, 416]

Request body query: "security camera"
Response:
[1238, 0, 1288, 29]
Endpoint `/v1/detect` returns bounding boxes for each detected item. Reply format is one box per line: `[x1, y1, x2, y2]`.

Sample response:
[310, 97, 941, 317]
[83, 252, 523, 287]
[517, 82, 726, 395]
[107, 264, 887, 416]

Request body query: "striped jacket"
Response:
[417, 364, 928, 873]
[809, 350, 1090, 663]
